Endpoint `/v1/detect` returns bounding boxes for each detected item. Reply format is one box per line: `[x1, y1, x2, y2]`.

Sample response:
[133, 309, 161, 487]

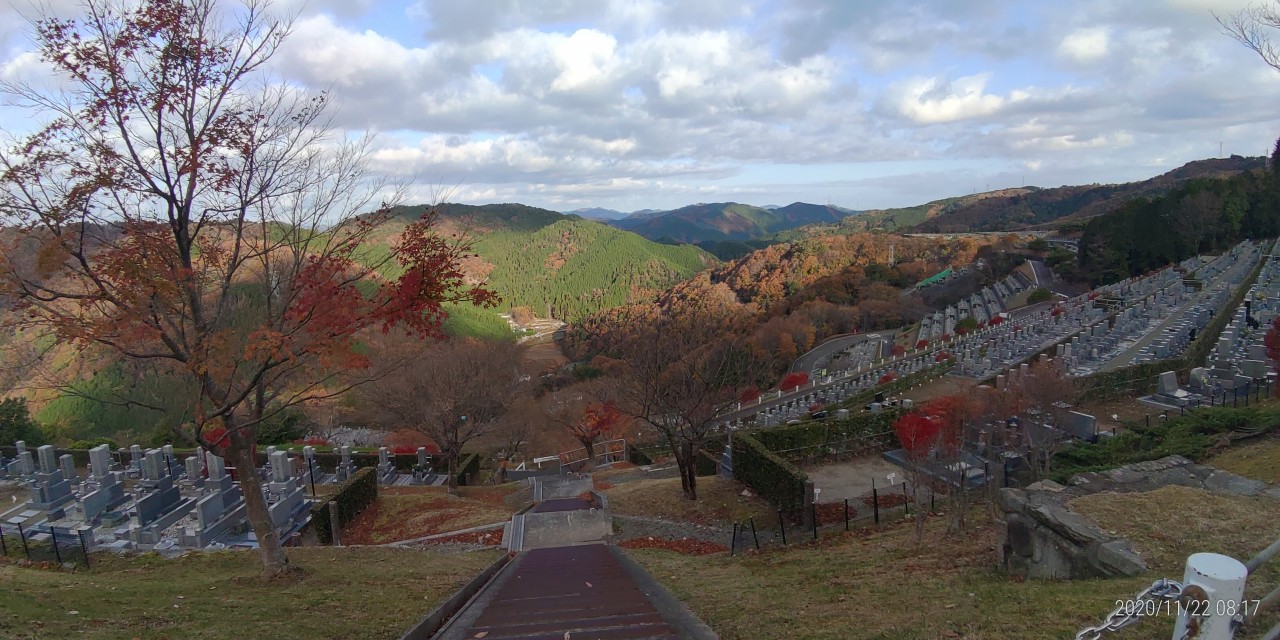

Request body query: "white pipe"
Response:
[1172, 553, 1248, 640]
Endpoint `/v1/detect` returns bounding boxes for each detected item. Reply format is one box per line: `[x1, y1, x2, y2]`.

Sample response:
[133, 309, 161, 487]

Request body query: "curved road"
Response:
[791, 332, 892, 374]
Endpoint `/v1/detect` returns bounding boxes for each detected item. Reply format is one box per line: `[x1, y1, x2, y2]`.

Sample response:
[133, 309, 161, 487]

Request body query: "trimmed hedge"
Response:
[731, 432, 809, 514]
[311, 466, 378, 544]
[751, 411, 897, 460]
[694, 448, 720, 476]
[455, 452, 481, 486]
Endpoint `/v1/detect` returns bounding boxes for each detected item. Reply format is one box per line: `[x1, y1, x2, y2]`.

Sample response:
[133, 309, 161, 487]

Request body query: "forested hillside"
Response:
[1077, 148, 1280, 284]
[472, 218, 712, 321]
[566, 232, 998, 379]
[611, 202, 850, 243]
[382, 203, 713, 323]
[914, 156, 1266, 233]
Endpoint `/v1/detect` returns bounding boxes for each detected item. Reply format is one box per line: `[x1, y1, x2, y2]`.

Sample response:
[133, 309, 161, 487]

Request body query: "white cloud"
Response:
[886, 73, 1014, 124]
[2, 0, 1279, 212]
[1058, 27, 1110, 63]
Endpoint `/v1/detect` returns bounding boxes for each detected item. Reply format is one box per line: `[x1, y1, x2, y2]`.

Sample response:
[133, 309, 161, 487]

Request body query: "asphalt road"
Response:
[791, 332, 891, 374]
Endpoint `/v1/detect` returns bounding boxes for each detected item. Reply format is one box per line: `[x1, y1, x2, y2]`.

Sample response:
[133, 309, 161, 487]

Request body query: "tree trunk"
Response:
[446, 452, 459, 495]
[583, 438, 595, 469]
[677, 441, 698, 500]
[228, 429, 290, 577]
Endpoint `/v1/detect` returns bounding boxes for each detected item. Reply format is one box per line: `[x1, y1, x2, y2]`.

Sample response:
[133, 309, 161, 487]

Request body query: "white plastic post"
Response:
[1172, 553, 1248, 640]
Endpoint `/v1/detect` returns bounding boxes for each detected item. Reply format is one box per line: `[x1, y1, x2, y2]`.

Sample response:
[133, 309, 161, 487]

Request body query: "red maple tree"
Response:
[569, 402, 623, 463]
[780, 371, 809, 391]
[1266, 318, 1280, 390]
[0, 0, 495, 575]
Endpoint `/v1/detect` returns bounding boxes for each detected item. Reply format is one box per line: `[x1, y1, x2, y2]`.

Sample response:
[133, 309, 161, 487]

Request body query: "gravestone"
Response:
[79, 445, 128, 523]
[29, 445, 74, 514]
[1063, 411, 1098, 441]
[270, 450, 292, 484]
[130, 444, 144, 474]
[129, 448, 198, 543]
[1241, 360, 1268, 379]
[335, 446, 357, 481]
[182, 456, 205, 489]
[59, 454, 78, 486]
[182, 453, 248, 548]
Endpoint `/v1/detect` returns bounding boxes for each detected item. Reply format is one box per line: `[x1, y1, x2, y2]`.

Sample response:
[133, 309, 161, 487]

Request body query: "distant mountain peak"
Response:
[608, 201, 853, 243]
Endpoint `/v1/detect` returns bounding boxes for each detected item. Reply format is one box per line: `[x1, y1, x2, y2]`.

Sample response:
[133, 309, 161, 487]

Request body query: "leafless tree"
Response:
[600, 305, 759, 500]
[357, 338, 526, 494]
[1218, 2, 1280, 72]
[1004, 360, 1080, 480]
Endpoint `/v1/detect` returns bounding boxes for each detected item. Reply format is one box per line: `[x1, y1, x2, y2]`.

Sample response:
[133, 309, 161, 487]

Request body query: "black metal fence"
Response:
[0, 523, 91, 568]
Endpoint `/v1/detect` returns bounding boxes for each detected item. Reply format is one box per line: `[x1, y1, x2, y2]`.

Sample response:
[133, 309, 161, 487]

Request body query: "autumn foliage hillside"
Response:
[566, 232, 992, 380]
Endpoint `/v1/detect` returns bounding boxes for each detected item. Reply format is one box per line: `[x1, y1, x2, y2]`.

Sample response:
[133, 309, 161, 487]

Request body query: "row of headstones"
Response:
[918, 271, 1027, 343]
[1201, 251, 1280, 389]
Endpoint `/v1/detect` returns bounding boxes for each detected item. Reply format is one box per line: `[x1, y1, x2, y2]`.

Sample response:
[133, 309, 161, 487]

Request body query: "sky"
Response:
[2, 0, 1279, 213]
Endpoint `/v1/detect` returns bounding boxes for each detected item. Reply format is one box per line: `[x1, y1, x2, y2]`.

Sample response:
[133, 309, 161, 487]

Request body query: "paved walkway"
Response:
[432, 475, 717, 639]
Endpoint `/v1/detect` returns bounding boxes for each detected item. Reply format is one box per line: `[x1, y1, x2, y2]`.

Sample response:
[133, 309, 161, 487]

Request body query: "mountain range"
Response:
[607, 202, 859, 243]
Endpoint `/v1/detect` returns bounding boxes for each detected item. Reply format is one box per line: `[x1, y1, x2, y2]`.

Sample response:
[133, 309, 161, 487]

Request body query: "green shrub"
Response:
[1028, 288, 1053, 304]
[0, 398, 44, 446]
[311, 467, 378, 544]
[1051, 405, 1280, 482]
[752, 411, 896, 460]
[68, 437, 118, 451]
[732, 432, 808, 514]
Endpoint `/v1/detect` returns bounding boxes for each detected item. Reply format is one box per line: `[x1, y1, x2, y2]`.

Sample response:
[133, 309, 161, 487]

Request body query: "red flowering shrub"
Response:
[780, 371, 809, 392]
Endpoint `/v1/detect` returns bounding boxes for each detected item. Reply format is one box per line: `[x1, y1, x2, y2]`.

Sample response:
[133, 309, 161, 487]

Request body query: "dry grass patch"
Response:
[343, 485, 518, 544]
[630, 512, 1157, 640]
[1069, 485, 1280, 573]
[631, 487, 1280, 640]
[1210, 436, 1280, 484]
[604, 475, 775, 526]
[0, 546, 499, 640]
[1070, 485, 1280, 636]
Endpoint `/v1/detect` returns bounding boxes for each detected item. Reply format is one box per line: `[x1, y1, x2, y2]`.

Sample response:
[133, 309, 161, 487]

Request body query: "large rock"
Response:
[1028, 502, 1109, 546]
[1000, 455, 1270, 582]
[1092, 540, 1147, 577]
[1202, 470, 1266, 496]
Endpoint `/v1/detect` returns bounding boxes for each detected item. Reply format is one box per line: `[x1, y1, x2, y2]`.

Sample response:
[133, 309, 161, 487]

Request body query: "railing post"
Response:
[77, 530, 90, 568]
[18, 523, 29, 559]
[50, 527, 62, 564]
[778, 509, 787, 546]
[1172, 553, 1247, 640]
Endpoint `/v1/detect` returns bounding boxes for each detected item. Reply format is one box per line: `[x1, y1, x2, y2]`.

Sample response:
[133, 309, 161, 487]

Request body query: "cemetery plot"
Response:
[715, 240, 1271, 431]
[0, 442, 316, 554]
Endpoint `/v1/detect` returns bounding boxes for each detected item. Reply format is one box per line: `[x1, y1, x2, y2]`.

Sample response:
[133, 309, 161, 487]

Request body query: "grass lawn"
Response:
[629, 488, 1280, 640]
[342, 485, 520, 545]
[604, 475, 776, 526]
[1209, 436, 1280, 484]
[0, 546, 500, 640]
